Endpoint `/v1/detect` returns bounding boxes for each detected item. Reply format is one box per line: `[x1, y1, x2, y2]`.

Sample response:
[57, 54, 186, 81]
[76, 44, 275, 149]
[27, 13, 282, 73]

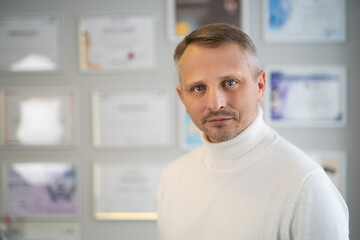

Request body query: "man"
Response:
[157, 23, 349, 239]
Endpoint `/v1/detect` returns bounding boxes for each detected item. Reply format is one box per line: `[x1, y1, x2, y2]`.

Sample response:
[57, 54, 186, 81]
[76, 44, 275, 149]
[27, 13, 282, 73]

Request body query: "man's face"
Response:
[176, 43, 266, 143]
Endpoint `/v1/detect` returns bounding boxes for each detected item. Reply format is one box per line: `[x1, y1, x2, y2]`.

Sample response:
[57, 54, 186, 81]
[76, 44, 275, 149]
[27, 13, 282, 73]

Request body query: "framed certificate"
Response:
[9, 222, 80, 240]
[309, 151, 347, 199]
[264, 0, 346, 42]
[79, 13, 157, 71]
[265, 66, 347, 128]
[0, 88, 79, 148]
[93, 161, 164, 220]
[0, 14, 63, 72]
[92, 88, 172, 148]
[178, 100, 202, 151]
[167, 0, 250, 42]
[2, 161, 79, 218]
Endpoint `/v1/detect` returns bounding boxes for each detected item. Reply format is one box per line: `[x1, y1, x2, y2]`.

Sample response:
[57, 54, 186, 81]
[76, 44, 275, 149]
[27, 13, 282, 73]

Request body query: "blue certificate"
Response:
[265, 0, 346, 42]
[265, 66, 346, 128]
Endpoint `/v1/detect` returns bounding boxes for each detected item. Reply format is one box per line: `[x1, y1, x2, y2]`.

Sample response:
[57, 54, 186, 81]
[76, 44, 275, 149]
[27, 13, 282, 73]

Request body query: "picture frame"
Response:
[79, 12, 157, 72]
[264, 0, 346, 43]
[0, 88, 79, 148]
[8, 222, 80, 240]
[92, 88, 172, 148]
[2, 160, 80, 219]
[93, 160, 164, 220]
[264, 65, 347, 128]
[167, 0, 250, 42]
[0, 13, 64, 73]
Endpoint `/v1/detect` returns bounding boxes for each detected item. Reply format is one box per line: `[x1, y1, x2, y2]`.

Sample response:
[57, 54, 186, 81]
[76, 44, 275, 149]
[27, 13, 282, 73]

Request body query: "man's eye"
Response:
[194, 85, 204, 91]
[225, 80, 236, 86]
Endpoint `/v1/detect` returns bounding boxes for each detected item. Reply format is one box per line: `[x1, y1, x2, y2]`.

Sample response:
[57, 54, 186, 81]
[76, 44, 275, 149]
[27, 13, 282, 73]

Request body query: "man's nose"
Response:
[207, 88, 226, 111]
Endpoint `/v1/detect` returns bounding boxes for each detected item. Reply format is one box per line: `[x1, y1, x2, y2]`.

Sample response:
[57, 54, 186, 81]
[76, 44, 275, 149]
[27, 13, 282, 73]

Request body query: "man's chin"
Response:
[206, 131, 238, 143]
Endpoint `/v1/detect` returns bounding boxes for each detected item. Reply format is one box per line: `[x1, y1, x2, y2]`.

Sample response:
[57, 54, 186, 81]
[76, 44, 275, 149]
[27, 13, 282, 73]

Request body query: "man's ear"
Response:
[256, 70, 266, 103]
[176, 85, 189, 113]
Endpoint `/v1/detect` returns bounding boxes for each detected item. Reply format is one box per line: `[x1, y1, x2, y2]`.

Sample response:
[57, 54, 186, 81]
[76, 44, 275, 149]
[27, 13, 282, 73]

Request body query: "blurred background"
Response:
[0, 0, 359, 239]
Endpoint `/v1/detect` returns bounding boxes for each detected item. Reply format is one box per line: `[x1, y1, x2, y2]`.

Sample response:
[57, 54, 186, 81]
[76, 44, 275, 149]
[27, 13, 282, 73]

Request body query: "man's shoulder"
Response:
[270, 134, 322, 173]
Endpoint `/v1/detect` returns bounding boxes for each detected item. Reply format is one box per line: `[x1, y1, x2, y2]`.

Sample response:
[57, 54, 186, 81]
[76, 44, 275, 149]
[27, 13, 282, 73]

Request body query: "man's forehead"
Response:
[179, 43, 245, 64]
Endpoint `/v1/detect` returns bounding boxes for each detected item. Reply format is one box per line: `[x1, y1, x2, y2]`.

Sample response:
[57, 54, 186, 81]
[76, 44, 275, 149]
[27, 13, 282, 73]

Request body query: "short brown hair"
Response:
[174, 23, 259, 80]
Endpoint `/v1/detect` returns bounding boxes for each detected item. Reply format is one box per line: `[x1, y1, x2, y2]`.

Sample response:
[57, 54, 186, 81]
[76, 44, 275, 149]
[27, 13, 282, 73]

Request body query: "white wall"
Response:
[0, 0, 359, 239]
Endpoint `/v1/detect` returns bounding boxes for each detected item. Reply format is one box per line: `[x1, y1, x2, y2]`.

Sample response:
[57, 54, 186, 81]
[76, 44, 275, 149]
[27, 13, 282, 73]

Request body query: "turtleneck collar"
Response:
[202, 107, 270, 172]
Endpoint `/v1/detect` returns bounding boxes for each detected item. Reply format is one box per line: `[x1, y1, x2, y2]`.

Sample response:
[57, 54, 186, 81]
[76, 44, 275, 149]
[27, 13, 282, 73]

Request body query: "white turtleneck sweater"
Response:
[157, 108, 349, 240]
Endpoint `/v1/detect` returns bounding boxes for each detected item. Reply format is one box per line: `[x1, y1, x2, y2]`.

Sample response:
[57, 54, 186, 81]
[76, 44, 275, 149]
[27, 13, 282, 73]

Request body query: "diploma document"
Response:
[265, 0, 346, 42]
[79, 13, 156, 71]
[4, 162, 78, 216]
[0, 14, 62, 72]
[93, 88, 171, 147]
[1, 88, 78, 147]
[266, 66, 346, 128]
[94, 162, 163, 220]
[9, 223, 79, 240]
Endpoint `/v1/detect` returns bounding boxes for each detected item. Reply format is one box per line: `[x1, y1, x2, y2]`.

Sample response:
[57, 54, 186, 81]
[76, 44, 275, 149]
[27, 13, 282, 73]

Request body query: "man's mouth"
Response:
[206, 116, 233, 125]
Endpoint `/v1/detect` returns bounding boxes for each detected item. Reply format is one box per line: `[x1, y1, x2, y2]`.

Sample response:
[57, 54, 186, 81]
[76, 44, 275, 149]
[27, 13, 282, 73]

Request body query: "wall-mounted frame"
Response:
[167, 0, 250, 42]
[9, 222, 81, 240]
[0, 13, 64, 73]
[264, 65, 347, 128]
[264, 0, 346, 43]
[8, 222, 80, 240]
[92, 88, 172, 148]
[0, 88, 79, 148]
[2, 160, 80, 219]
[93, 161, 164, 220]
[178, 99, 202, 151]
[308, 151, 347, 200]
[79, 13, 157, 72]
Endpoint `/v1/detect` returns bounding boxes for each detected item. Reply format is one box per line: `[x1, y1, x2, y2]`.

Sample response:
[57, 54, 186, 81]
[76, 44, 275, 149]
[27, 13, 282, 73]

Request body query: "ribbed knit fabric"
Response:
[157, 108, 349, 240]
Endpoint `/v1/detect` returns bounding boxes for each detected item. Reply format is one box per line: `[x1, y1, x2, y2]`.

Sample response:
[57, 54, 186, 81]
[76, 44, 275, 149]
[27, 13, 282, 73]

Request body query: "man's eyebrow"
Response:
[219, 73, 246, 80]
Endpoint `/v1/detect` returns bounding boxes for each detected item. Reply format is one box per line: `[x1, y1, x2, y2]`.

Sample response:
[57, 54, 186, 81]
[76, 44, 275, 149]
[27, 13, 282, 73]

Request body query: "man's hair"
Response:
[174, 23, 259, 81]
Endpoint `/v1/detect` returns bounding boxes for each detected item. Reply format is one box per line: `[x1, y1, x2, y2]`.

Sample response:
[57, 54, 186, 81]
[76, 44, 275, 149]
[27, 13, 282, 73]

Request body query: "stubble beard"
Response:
[206, 126, 241, 143]
[199, 109, 240, 143]
[199, 105, 259, 143]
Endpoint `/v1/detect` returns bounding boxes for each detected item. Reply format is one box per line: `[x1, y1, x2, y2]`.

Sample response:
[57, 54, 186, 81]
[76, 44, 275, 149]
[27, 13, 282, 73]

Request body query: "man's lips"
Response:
[206, 116, 233, 124]
[202, 110, 238, 124]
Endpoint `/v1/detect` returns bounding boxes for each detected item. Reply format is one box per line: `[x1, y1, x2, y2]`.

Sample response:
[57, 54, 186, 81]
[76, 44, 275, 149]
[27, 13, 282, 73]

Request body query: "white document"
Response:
[9, 223, 79, 240]
[266, 66, 346, 127]
[265, 0, 346, 42]
[0, 14, 61, 71]
[94, 163, 163, 219]
[79, 13, 156, 71]
[93, 88, 171, 147]
[1, 89, 77, 147]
